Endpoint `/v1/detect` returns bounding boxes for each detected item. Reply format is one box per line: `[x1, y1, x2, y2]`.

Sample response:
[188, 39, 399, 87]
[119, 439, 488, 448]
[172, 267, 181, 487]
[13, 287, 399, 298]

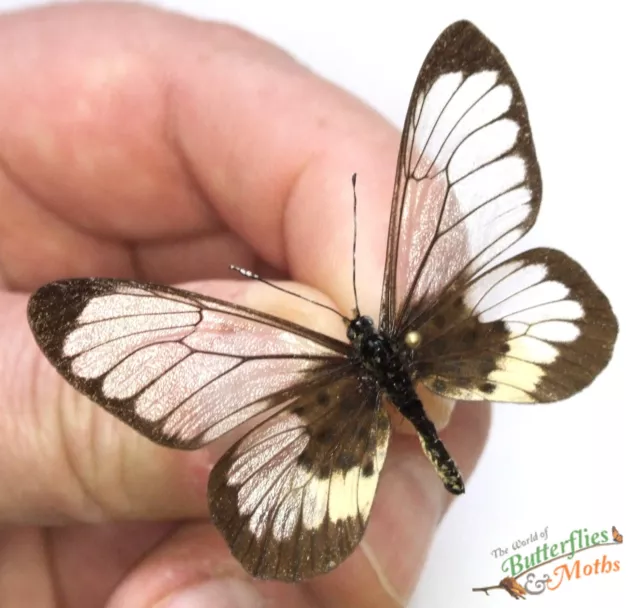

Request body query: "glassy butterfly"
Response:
[27, 21, 618, 581]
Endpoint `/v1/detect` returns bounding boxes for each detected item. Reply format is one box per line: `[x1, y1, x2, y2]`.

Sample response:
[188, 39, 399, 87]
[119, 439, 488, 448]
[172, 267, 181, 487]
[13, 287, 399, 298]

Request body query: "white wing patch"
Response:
[77, 291, 196, 322]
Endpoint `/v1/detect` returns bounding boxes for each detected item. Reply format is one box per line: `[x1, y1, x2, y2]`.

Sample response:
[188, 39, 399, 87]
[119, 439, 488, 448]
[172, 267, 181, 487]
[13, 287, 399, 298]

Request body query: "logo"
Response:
[473, 525, 624, 599]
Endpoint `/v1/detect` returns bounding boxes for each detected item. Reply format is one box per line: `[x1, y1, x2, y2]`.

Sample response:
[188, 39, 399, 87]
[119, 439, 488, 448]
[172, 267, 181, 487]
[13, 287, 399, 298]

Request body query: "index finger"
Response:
[0, 3, 399, 313]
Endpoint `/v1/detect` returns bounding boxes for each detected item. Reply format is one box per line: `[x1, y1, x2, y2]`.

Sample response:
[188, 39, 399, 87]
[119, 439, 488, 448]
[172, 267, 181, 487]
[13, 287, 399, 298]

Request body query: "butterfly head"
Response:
[346, 315, 376, 346]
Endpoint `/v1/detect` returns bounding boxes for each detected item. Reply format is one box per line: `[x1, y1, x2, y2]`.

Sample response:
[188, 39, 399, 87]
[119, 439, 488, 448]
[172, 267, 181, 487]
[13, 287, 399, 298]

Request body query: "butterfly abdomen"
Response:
[382, 365, 466, 495]
[393, 389, 466, 495]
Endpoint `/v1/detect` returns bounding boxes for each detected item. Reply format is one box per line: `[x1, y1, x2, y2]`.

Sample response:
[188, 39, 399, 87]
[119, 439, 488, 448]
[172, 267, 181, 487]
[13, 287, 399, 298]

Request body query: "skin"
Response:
[0, 3, 490, 607]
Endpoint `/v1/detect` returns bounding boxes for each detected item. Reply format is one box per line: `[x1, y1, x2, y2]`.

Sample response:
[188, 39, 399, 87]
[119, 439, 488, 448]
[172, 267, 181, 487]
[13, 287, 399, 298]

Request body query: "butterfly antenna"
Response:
[229, 266, 349, 323]
[351, 173, 361, 317]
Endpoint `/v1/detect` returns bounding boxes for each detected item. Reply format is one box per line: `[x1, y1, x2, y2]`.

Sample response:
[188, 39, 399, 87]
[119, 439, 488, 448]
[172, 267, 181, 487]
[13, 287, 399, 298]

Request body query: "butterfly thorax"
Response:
[347, 315, 410, 392]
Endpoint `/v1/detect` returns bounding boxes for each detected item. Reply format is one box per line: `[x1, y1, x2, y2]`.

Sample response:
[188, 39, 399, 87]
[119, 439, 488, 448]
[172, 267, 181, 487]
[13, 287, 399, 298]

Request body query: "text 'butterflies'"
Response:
[27, 20, 618, 582]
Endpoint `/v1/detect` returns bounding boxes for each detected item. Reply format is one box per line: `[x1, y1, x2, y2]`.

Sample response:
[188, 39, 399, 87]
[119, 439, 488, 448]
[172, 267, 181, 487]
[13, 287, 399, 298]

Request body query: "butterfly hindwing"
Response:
[404, 248, 617, 403]
[209, 375, 390, 581]
[27, 278, 349, 449]
[380, 20, 542, 335]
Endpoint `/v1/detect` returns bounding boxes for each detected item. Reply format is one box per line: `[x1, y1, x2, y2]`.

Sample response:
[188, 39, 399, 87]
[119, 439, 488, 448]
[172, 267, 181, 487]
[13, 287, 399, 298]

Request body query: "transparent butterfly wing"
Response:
[209, 375, 390, 580]
[379, 20, 542, 334]
[405, 249, 617, 402]
[27, 278, 351, 448]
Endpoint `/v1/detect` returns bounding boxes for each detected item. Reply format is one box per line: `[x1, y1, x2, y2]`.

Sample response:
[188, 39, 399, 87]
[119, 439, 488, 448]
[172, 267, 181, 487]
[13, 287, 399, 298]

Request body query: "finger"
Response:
[0, 2, 398, 305]
[105, 403, 490, 608]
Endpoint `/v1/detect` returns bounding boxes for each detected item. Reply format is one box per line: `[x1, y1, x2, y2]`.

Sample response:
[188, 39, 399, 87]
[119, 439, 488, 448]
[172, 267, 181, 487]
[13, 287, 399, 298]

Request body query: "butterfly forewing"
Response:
[405, 248, 617, 403]
[209, 376, 390, 581]
[380, 20, 541, 335]
[27, 278, 350, 448]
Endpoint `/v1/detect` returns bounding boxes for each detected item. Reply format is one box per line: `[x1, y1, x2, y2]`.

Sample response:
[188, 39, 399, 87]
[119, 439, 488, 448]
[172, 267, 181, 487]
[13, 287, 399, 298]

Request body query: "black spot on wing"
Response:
[316, 427, 336, 444]
[480, 381, 496, 394]
[291, 404, 307, 416]
[362, 459, 375, 477]
[297, 451, 315, 471]
[318, 463, 332, 479]
[316, 390, 330, 406]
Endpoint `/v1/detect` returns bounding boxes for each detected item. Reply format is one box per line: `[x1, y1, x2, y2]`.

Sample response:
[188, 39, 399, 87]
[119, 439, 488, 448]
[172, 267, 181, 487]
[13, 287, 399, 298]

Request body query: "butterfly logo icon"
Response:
[612, 526, 623, 543]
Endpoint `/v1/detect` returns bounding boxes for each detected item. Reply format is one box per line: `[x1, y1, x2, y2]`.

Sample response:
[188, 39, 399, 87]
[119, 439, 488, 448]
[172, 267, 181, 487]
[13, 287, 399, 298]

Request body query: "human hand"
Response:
[0, 3, 490, 606]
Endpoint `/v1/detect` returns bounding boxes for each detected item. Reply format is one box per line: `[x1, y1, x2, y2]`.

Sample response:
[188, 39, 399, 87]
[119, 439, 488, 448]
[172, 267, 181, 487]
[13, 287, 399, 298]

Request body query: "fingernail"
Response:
[159, 579, 263, 608]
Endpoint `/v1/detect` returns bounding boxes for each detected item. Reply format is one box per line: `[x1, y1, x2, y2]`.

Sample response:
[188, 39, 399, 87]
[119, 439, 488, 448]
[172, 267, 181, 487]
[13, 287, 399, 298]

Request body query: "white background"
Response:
[0, 1, 636, 607]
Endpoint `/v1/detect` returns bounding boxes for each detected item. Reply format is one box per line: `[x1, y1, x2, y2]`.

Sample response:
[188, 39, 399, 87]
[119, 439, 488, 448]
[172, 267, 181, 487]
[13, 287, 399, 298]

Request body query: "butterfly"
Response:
[27, 20, 618, 581]
[612, 526, 623, 543]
